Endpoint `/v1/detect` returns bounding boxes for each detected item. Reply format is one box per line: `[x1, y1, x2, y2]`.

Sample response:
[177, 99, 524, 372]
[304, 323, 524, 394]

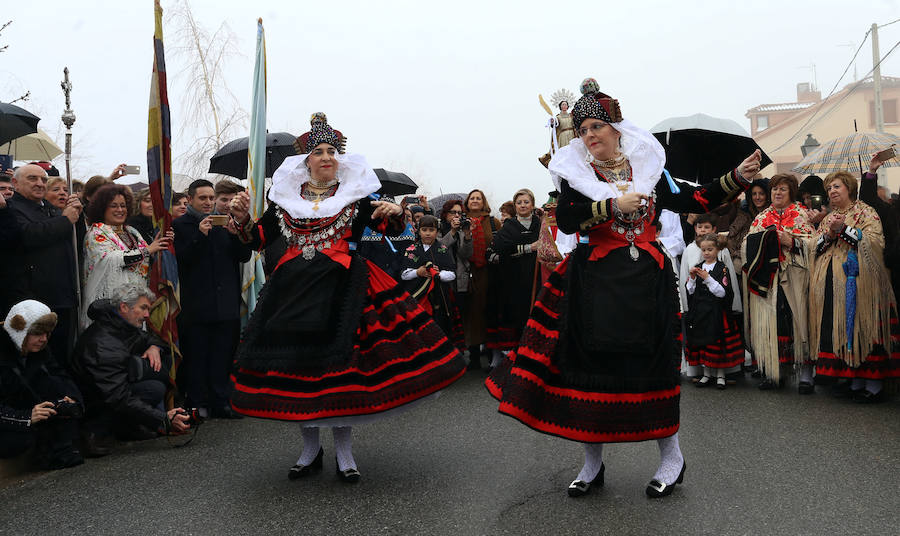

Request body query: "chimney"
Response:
[796, 82, 821, 103]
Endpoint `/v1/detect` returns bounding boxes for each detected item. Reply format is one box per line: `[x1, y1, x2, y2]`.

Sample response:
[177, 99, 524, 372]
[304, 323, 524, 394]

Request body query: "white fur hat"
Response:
[3, 300, 57, 352]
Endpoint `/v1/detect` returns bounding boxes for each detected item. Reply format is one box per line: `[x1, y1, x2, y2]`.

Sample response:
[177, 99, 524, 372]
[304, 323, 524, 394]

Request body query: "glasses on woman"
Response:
[577, 122, 609, 137]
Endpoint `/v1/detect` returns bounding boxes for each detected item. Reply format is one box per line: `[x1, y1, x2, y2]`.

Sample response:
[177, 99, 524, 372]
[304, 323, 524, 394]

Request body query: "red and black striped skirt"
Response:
[685, 312, 744, 369]
[486, 247, 682, 443]
[231, 258, 466, 421]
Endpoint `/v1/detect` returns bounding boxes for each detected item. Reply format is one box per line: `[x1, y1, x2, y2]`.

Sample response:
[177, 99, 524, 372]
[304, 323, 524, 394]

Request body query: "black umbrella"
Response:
[649, 113, 771, 181]
[208, 132, 297, 180]
[0, 102, 41, 146]
[374, 168, 418, 196]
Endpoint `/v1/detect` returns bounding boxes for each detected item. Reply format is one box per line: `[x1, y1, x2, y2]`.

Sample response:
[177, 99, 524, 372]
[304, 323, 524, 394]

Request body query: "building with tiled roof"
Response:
[747, 76, 900, 191]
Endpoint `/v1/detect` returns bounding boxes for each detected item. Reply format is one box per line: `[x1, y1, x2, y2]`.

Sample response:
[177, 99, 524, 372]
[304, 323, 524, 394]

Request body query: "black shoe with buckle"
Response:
[336, 458, 361, 483]
[853, 389, 884, 404]
[645, 461, 686, 498]
[288, 447, 323, 480]
[695, 376, 711, 388]
[567, 463, 605, 498]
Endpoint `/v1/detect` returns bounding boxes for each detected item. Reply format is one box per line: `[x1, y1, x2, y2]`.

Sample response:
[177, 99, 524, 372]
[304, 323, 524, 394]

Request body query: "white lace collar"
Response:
[268, 152, 381, 219]
[549, 118, 666, 202]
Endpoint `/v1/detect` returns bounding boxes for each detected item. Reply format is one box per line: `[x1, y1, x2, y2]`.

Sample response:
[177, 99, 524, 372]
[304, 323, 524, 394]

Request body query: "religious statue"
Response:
[538, 88, 576, 168]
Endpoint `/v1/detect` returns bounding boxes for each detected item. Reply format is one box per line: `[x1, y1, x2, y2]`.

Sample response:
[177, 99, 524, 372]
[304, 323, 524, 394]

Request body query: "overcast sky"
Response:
[3, 0, 900, 206]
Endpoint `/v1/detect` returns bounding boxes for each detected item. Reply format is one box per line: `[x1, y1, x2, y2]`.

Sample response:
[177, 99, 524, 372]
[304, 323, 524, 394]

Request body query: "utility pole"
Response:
[872, 23, 886, 185]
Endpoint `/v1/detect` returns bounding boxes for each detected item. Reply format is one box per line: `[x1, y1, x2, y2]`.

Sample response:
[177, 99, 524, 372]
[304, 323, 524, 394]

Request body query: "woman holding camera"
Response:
[228, 116, 465, 483]
[486, 78, 760, 498]
[80, 184, 172, 329]
[741, 174, 814, 392]
[439, 199, 474, 297]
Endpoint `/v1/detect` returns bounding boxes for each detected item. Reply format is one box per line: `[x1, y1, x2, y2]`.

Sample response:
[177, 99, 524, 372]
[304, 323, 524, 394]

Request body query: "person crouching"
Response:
[0, 300, 85, 469]
[685, 234, 744, 389]
[72, 284, 191, 446]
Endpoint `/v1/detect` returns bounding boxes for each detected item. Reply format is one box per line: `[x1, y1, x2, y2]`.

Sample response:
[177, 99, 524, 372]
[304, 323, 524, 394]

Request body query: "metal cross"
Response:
[60, 67, 76, 129]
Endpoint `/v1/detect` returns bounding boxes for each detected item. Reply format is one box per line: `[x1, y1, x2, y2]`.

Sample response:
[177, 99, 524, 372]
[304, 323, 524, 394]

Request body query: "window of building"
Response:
[869, 99, 898, 125]
[757, 115, 769, 131]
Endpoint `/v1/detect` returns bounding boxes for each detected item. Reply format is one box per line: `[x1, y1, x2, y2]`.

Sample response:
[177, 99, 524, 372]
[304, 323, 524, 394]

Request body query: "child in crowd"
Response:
[685, 234, 744, 389]
[401, 215, 464, 349]
[678, 213, 742, 380]
[498, 201, 515, 223]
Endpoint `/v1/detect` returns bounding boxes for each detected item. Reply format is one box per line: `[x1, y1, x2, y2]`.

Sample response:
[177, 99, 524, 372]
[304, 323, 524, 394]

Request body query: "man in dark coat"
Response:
[173, 179, 251, 418]
[9, 163, 85, 366]
[0, 299, 84, 469]
[0, 185, 22, 318]
[72, 284, 191, 444]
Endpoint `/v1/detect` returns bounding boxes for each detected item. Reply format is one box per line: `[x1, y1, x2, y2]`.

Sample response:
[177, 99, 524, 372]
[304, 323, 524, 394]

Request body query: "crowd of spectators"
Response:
[1, 154, 898, 473]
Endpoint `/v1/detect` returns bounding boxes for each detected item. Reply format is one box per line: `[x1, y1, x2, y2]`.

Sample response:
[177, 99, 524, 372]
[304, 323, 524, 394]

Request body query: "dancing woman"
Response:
[487, 78, 761, 498]
[228, 116, 465, 482]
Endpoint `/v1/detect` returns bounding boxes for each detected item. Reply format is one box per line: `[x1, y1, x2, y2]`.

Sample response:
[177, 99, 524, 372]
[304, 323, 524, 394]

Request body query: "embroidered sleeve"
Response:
[556, 179, 612, 234]
[839, 226, 861, 248]
[656, 169, 748, 214]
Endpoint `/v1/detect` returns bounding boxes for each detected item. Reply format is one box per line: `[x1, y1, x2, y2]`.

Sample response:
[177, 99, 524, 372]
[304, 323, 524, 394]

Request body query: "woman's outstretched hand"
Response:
[231, 192, 251, 224]
[738, 150, 762, 180]
[371, 200, 402, 220]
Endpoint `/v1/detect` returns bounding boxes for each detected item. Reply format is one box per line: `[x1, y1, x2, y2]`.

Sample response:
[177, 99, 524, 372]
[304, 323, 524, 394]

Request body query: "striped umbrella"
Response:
[792, 131, 900, 175]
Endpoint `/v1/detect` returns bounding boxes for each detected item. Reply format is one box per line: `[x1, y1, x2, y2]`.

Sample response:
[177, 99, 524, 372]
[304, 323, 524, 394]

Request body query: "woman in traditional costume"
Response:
[228, 116, 466, 482]
[486, 78, 761, 498]
[809, 171, 900, 402]
[741, 174, 815, 392]
[487, 189, 541, 367]
[81, 184, 172, 329]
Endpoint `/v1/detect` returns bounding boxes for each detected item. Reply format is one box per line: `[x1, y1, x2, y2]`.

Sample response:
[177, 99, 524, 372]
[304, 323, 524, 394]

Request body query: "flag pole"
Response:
[60, 67, 81, 310]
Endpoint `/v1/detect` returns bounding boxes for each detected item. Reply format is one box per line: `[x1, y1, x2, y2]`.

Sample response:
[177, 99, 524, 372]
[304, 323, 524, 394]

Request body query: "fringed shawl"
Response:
[741, 203, 813, 381]
[809, 201, 895, 366]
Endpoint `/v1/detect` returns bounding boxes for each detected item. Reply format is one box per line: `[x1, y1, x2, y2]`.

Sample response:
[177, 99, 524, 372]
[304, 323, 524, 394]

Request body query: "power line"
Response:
[879, 17, 900, 29]
[775, 38, 900, 154]
[771, 29, 871, 152]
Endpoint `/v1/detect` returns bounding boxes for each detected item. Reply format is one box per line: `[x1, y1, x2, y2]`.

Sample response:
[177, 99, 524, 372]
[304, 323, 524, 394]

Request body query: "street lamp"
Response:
[800, 134, 820, 157]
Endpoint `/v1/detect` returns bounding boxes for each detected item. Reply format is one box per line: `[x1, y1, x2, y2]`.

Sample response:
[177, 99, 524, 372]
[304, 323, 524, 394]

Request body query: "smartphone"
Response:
[124, 165, 141, 175]
[209, 215, 230, 226]
[875, 146, 897, 162]
[404, 196, 419, 205]
[809, 195, 824, 211]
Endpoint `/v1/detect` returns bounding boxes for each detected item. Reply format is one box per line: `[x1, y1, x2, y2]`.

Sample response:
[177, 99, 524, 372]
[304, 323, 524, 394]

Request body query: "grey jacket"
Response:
[439, 229, 474, 293]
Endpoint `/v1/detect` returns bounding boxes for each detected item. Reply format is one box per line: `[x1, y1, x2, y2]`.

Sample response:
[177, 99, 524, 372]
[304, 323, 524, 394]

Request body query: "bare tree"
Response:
[166, 1, 247, 181]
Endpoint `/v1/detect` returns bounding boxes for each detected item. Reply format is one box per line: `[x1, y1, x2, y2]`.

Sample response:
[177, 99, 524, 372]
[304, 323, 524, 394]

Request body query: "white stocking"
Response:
[576, 443, 604, 482]
[653, 432, 684, 485]
[333, 426, 356, 471]
[295, 426, 321, 466]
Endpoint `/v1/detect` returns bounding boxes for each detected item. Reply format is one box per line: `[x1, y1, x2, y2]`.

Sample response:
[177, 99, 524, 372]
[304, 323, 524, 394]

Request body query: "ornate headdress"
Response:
[549, 88, 576, 110]
[571, 77, 623, 129]
[294, 112, 347, 155]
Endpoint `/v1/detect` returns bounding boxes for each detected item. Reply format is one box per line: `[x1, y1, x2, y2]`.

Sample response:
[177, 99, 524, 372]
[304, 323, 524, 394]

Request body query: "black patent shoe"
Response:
[288, 447, 324, 480]
[694, 376, 711, 388]
[716, 377, 726, 390]
[853, 389, 885, 404]
[645, 461, 686, 498]
[336, 458, 361, 483]
[567, 463, 605, 498]
[798, 381, 815, 395]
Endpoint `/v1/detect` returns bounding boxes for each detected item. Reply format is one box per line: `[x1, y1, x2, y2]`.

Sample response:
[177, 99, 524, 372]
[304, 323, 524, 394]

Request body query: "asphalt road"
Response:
[1, 372, 898, 536]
